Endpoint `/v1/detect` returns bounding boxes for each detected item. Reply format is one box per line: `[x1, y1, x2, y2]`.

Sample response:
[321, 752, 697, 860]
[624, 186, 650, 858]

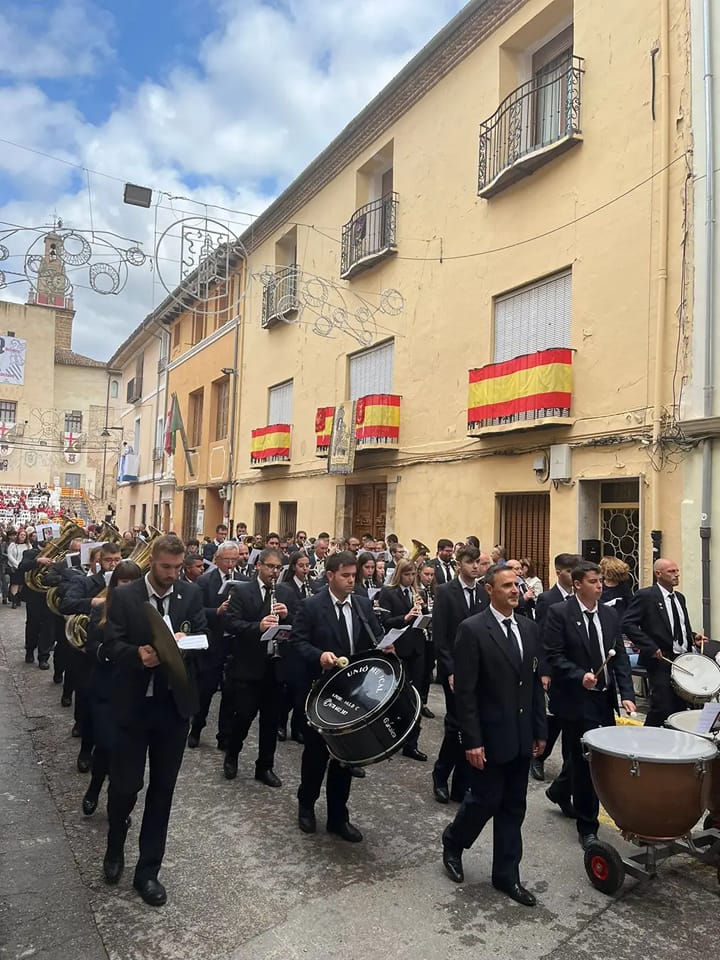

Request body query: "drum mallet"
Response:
[659, 654, 693, 675]
[593, 648, 616, 679]
[335, 657, 349, 668]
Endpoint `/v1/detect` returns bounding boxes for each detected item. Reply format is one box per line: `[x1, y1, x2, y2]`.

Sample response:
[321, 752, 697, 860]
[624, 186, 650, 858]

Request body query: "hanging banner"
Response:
[250, 424, 291, 467]
[315, 406, 335, 457]
[327, 401, 356, 475]
[0, 337, 27, 386]
[355, 394, 401, 449]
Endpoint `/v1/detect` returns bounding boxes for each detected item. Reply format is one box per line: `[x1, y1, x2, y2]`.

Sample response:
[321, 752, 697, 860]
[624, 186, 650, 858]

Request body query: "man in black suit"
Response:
[202, 523, 228, 562]
[189, 540, 245, 749]
[432, 538, 456, 587]
[224, 548, 296, 787]
[291, 551, 385, 842]
[534, 553, 579, 623]
[441, 564, 547, 906]
[18, 548, 57, 669]
[181, 553, 205, 583]
[544, 561, 636, 848]
[432, 545, 489, 804]
[622, 558, 700, 726]
[102, 534, 207, 907]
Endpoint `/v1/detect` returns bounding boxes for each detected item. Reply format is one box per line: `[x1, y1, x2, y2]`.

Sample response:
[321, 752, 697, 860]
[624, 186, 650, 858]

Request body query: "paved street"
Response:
[1, 605, 718, 960]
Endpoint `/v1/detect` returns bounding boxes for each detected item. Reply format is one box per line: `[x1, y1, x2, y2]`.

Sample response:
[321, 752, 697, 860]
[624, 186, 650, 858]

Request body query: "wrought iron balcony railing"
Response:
[478, 55, 584, 198]
[340, 192, 398, 280]
[261, 265, 300, 328]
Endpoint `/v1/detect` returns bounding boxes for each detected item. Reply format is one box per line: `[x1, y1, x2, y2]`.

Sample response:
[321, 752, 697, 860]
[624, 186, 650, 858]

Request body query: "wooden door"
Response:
[352, 484, 387, 541]
[498, 493, 551, 588]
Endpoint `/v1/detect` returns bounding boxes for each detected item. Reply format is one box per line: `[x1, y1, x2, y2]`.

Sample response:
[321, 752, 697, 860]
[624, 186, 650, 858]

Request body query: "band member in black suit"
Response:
[431, 539, 456, 586]
[544, 561, 636, 848]
[189, 541, 243, 749]
[277, 551, 313, 742]
[378, 559, 428, 761]
[354, 551, 379, 598]
[416, 560, 437, 718]
[291, 551, 385, 842]
[622, 558, 700, 727]
[224, 548, 296, 786]
[42, 536, 84, 691]
[202, 524, 228, 562]
[534, 554, 579, 623]
[181, 553, 205, 583]
[432, 546, 489, 804]
[441, 565, 547, 906]
[18, 547, 57, 669]
[102, 534, 207, 907]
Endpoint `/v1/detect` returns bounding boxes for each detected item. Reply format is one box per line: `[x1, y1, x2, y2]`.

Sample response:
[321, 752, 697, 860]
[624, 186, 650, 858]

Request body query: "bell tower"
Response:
[27, 225, 76, 353]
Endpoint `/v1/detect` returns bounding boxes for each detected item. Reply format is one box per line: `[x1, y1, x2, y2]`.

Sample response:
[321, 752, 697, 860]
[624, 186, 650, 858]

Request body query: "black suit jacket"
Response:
[59, 571, 106, 615]
[377, 585, 425, 659]
[104, 578, 207, 723]
[433, 577, 488, 680]
[225, 579, 297, 682]
[454, 608, 547, 764]
[432, 557, 456, 586]
[544, 596, 635, 722]
[622, 584, 694, 665]
[535, 583, 568, 623]
[290, 588, 384, 682]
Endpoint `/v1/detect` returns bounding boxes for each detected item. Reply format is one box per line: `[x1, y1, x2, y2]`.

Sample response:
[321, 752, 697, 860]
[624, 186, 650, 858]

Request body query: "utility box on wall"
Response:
[549, 444, 572, 481]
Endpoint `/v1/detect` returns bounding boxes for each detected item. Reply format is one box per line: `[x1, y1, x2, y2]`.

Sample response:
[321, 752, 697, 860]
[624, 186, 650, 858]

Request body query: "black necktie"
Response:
[585, 611, 606, 690]
[404, 587, 412, 606]
[154, 595, 165, 616]
[465, 587, 475, 608]
[336, 601, 352, 654]
[503, 618, 521, 668]
[445, 564, 453, 582]
[301, 582, 309, 598]
[669, 593, 684, 650]
[260, 584, 270, 616]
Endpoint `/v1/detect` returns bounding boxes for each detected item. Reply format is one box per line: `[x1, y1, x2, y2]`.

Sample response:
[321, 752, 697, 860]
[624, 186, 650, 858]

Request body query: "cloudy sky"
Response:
[0, 0, 466, 359]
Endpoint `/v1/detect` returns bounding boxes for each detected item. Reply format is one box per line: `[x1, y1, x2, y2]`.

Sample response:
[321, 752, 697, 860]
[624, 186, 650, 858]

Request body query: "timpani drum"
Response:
[671, 653, 720, 705]
[665, 710, 720, 824]
[582, 726, 717, 841]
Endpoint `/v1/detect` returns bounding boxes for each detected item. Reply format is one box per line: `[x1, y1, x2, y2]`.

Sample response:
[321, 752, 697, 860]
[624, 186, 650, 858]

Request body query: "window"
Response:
[133, 416, 141, 454]
[0, 400, 17, 423]
[65, 472, 81, 488]
[135, 352, 144, 395]
[109, 379, 119, 399]
[279, 501, 297, 539]
[192, 309, 205, 345]
[493, 270, 571, 363]
[172, 322, 181, 350]
[349, 340, 394, 400]
[189, 389, 204, 447]
[141, 503, 147, 525]
[64, 411, 83, 434]
[254, 502, 270, 538]
[213, 377, 230, 440]
[532, 27, 574, 148]
[268, 380, 293, 424]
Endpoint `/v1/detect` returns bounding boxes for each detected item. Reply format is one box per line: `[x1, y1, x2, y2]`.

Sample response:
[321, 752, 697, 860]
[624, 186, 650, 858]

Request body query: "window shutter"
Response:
[349, 341, 394, 399]
[493, 271, 571, 363]
[269, 380, 293, 423]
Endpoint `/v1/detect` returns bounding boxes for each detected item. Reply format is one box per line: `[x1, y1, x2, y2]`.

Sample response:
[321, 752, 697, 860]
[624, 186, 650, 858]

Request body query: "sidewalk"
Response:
[0, 632, 109, 960]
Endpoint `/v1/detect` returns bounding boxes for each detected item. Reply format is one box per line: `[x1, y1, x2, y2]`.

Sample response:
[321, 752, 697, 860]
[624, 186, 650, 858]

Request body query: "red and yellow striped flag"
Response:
[250, 424, 291, 466]
[355, 394, 401, 448]
[315, 406, 335, 456]
[468, 349, 572, 432]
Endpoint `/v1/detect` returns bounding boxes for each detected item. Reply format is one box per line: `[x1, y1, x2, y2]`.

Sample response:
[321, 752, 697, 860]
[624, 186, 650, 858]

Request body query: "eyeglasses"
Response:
[261, 562, 283, 571]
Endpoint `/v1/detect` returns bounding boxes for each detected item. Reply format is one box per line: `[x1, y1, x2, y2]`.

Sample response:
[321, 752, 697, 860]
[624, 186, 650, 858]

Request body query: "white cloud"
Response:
[0, 0, 467, 358]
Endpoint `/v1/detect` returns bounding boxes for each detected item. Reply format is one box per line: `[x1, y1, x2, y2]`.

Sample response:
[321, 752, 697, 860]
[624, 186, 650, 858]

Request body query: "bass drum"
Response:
[305, 654, 421, 766]
[665, 710, 720, 822]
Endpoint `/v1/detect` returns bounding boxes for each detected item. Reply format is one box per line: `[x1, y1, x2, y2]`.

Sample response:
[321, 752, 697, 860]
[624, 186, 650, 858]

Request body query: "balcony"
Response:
[467, 349, 573, 436]
[262, 265, 300, 328]
[250, 424, 291, 468]
[152, 446, 164, 462]
[340, 193, 398, 280]
[478, 56, 584, 199]
[126, 376, 142, 403]
[355, 394, 400, 450]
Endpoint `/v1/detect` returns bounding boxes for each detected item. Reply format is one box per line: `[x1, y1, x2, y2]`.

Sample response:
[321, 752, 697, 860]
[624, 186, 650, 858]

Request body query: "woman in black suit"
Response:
[377, 559, 427, 761]
[354, 552, 378, 598]
[416, 560, 437, 718]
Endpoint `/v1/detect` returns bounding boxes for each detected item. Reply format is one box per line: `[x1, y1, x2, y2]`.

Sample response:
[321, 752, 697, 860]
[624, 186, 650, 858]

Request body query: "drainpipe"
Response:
[650, 0, 671, 569]
[700, 0, 715, 635]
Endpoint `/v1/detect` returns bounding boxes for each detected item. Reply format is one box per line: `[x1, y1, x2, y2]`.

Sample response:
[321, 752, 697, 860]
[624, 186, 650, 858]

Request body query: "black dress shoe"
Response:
[24, 653, 34, 664]
[420, 705, 435, 719]
[133, 878, 167, 907]
[61, 694, 72, 707]
[277, 726, 287, 742]
[492, 881, 537, 906]
[327, 821, 363, 843]
[71, 722, 81, 738]
[530, 758, 545, 782]
[449, 787, 467, 803]
[38, 660, 50, 671]
[579, 832, 599, 851]
[216, 738, 227, 752]
[298, 806, 317, 834]
[223, 755, 238, 780]
[545, 787, 575, 819]
[82, 792, 98, 816]
[349, 765, 366, 778]
[255, 769, 282, 788]
[103, 852, 124, 885]
[187, 729, 200, 749]
[77, 751, 92, 773]
[53, 672, 63, 684]
[442, 828, 464, 883]
[432, 773, 450, 804]
[402, 747, 428, 761]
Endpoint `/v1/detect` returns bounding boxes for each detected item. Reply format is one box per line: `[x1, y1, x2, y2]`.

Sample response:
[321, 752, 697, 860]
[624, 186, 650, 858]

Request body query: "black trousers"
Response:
[446, 755, 531, 887]
[106, 700, 188, 883]
[192, 664, 232, 744]
[419, 639, 435, 704]
[536, 712, 563, 762]
[558, 697, 615, 837]
[277, 680, 307, 739]
[644, 659, 687, 727]
[225, 669, 280, 771]
[297, 724, 353, 826]
[433, 676, 469, 795]
[24, 594, 53, 662]
[399, 647, 424, 751]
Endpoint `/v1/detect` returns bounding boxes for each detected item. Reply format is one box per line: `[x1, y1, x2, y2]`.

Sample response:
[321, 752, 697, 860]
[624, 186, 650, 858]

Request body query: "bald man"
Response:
[622, 559, 702, 726]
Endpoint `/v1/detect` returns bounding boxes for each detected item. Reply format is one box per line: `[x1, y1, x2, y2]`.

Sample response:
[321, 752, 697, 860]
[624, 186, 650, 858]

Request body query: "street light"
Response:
[100, 426, 125, 500]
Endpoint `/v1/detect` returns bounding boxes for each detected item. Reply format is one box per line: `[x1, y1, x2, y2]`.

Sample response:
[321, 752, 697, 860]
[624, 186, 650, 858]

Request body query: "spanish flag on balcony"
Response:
[315, 406, 335, 457]
[355, 394, 401, 448]
[467, 349, 572, 434]
[250, 424, 292, 467]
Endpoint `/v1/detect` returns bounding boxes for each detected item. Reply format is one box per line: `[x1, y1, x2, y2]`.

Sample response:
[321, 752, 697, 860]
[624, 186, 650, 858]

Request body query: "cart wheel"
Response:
[584, 841, 625, 895]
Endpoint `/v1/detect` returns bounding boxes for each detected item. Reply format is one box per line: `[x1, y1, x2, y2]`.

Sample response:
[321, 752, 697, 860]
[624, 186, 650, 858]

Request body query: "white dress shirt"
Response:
[489, 604, 523, 659]
[658, 583, 688, 654]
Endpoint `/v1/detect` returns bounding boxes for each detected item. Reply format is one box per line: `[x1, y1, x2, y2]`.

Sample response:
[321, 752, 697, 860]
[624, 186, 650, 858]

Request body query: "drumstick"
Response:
[660, 654, 693, 675]
[593, 648, 616, 679]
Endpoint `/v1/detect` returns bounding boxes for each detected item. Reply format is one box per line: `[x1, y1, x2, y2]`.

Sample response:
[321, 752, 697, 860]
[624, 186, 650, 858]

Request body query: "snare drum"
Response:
[582, 726, 717, 840]
[671, 653, 720, 705]
[665, 710, 720, 821]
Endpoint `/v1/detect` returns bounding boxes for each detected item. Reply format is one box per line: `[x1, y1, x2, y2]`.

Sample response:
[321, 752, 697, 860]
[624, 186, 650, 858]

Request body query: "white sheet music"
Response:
[695, 702, 720, 734]
[177, 634, 209, 651]
[377, 627, 407, 650]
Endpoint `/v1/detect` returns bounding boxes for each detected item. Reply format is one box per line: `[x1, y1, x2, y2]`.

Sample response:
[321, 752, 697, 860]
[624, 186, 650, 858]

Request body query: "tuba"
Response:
[24, 519, 87, 593]
[65, 525, 161, 651]
[409, 538, 430, 565]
